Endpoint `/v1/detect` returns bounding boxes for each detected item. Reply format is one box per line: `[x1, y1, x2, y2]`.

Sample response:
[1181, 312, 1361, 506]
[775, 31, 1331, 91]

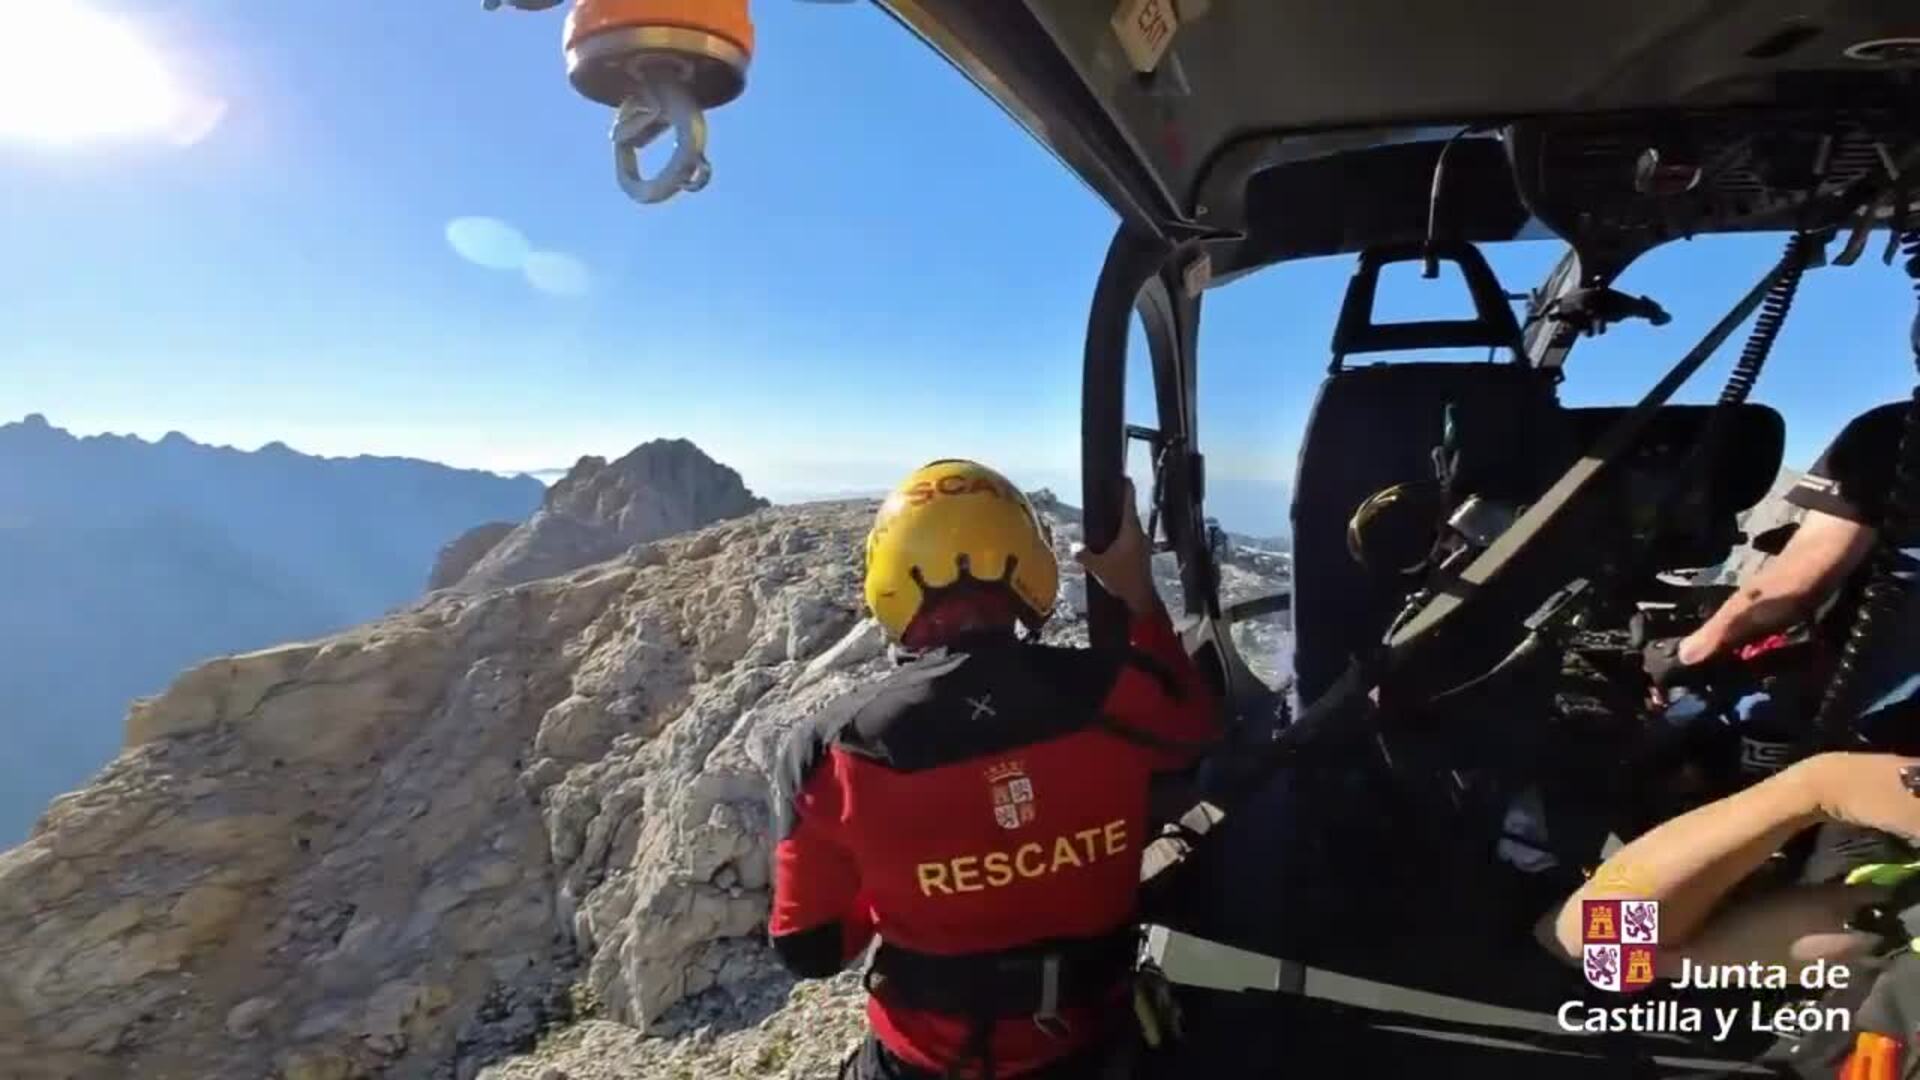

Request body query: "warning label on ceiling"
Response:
[1112, 0, 1180, 74]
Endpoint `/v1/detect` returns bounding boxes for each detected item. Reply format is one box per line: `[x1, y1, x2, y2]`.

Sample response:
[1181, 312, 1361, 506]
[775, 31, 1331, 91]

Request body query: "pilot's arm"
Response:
[1538, 754, 1920, 976]
[1677, 509, 1874, 665]
[1678, 405, 1905, 666]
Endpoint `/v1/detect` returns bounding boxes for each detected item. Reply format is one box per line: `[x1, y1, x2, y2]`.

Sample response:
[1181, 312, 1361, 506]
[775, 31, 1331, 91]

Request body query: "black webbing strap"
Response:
[865, 932, 1136, 1020]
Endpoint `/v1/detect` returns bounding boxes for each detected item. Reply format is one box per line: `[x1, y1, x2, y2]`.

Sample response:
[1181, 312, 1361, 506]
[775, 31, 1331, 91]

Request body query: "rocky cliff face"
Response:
[0, 487, 1289, 1080]
[429, 523, 519, 592]
[0, 502, 878, 1080]
[451, 442, 768, 594]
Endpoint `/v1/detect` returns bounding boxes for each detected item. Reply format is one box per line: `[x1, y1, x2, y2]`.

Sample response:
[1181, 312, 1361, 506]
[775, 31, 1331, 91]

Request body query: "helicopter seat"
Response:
[1290, 243, 1569, 706]
[1291, 361, 1567, 706]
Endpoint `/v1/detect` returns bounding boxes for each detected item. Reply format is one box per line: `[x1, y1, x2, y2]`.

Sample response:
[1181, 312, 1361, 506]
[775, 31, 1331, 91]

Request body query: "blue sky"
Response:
[2, 2, 1917, 537]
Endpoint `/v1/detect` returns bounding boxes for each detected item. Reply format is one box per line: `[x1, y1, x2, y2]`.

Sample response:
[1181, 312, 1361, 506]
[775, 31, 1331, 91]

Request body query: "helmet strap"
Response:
[901, 562, 1028, 650]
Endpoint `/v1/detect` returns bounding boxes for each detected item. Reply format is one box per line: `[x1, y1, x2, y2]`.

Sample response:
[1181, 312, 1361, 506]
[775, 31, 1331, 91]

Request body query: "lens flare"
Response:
[0, 1, 223, 146]
[523, 252, 592, 297]
[446, 217, 533, 271]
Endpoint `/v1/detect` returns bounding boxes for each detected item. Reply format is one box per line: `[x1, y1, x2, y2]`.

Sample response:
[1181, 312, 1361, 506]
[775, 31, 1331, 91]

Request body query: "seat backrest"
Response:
[1562, 402, 1786, 571]
[1290, 362, 1567, 705]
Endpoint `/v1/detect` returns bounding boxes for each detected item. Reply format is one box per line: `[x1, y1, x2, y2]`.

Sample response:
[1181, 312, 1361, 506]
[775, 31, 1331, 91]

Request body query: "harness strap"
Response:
[1845, 860, 1920, 951]
[1036, 953, 1063, 1033]
[943, 1015, 996, 1080]
[867, 931, 1136, 1021]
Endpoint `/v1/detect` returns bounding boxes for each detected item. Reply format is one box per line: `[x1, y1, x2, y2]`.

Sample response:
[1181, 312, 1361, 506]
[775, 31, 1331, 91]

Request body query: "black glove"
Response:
[1642, 637, 1696, 691]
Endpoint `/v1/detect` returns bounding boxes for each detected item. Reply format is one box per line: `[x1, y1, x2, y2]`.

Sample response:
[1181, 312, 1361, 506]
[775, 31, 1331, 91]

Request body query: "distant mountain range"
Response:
[2, 418, 1286, 847]
[0, 415, 544, 844]
[1026, 487, 1290, 553]
[516, 465, 1294, 543]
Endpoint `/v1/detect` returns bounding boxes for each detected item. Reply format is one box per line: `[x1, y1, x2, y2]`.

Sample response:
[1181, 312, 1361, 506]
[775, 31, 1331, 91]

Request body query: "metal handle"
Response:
[611, 71, 710, 206]
[1224, 594, 1291, 625]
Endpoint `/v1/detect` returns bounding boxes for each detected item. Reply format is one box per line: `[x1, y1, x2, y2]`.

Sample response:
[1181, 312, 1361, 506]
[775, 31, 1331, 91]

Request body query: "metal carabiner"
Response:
[610, 66, 710, 206]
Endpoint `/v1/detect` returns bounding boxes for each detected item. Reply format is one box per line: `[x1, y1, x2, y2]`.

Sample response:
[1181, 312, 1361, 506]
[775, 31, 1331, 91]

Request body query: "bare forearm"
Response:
[1661, 884, 1876, 975]
[1553, 765, 1823, 954]
[1686, 574, 1814, 659]
[1684, 510, 1875, 662]
[1547, 753, 1920, 977]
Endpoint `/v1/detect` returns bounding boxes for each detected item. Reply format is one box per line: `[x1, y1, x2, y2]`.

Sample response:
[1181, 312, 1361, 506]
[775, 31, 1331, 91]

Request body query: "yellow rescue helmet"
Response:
[1346, 479, 1442, 579]
[864, 460, 1058, 641]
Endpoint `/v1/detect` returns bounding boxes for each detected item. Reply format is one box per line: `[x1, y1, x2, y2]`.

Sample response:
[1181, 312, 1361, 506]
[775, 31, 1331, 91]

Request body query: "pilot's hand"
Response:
[1796, 752, 1920, 843]
[1075, 479, 1159, 616]
[1676, 629, 1720, 668]
[1643, 638, 1694, 692]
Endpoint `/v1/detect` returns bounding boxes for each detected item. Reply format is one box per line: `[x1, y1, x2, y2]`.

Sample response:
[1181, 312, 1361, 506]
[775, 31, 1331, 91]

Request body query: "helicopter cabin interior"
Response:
[863, 1, 1920, 1074]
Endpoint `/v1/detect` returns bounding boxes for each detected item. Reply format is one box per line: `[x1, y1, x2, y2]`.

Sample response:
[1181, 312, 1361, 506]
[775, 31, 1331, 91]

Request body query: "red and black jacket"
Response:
[767, 607, 1219, 1077]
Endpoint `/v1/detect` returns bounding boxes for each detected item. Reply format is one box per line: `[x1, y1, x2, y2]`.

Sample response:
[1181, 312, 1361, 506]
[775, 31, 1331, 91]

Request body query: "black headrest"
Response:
[1564, 403, 1786, 516]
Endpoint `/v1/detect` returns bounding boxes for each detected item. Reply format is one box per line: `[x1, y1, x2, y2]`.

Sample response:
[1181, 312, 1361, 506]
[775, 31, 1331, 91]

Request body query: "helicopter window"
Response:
[1194, 259, 1358, 692]
[1189, 232, 1920, 699]
[1123, 310, 1187, 620]
[1368, 260, 1477, 338]
[1550, 234, 1919, 436]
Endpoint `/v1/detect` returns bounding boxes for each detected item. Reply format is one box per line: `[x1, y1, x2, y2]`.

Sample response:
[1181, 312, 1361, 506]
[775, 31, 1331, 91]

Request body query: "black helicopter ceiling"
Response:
[877, 1, 1920, 282]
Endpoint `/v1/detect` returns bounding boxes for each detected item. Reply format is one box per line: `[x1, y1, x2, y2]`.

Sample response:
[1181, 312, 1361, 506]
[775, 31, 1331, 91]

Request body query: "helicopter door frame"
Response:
[1520, 246, 1588, 371]
[1082, 225, 1266, 699]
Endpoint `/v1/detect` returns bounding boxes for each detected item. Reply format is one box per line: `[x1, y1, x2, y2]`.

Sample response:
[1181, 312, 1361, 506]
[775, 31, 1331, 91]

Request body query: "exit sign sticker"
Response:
[1113, 0, 1180, 73]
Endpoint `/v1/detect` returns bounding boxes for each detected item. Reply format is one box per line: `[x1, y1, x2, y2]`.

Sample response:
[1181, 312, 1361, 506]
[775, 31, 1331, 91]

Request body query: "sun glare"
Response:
[0, 1, 224, 147]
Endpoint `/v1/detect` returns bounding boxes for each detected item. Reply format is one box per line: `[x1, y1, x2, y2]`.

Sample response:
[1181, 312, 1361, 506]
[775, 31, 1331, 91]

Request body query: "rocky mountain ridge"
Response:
[430, 523, 520, 592]
[0, 466, 1290, 1079]
[446, 441, 768, 594]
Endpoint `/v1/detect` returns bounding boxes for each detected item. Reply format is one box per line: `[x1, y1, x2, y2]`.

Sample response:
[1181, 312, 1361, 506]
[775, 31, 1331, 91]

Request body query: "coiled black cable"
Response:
[1647, 233, 1814, 544]
[1720, 232, 1817, 407]
[1812, 227, 1920, 746]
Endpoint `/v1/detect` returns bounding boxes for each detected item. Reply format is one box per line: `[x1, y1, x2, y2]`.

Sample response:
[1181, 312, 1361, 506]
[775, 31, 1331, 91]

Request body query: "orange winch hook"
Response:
[489, 0, 756, 206]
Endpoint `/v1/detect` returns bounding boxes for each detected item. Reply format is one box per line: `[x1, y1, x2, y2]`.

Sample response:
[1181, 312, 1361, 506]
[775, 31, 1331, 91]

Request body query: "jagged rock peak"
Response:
[544, 439, 758, 519]
[1025, 488, 1081, 524]
[428, 521, 519, 591]
[451, 439, 769, 593]
[547, 456, 610, 505]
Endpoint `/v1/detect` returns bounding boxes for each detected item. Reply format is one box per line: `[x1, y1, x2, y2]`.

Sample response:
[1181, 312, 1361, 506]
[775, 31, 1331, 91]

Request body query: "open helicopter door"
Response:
[1081, 228, 1281, 745]
[1290, 241, 1571, 706]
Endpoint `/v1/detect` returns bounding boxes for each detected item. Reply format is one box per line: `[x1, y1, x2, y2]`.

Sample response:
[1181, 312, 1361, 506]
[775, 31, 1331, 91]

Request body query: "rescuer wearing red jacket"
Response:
[767, 460, 1220, 1079]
